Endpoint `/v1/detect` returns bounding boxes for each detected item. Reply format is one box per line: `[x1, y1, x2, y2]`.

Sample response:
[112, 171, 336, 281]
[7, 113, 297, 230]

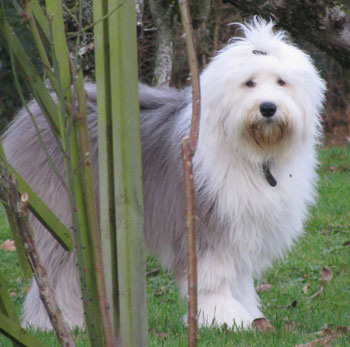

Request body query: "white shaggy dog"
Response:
[2, 17, 326, 330]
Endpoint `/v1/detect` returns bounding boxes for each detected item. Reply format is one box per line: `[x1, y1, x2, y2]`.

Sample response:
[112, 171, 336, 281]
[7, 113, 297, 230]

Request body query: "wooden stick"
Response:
[181, 137, 198, 347]
[178, 1, 201, 346]
[178, 0, 201, 150]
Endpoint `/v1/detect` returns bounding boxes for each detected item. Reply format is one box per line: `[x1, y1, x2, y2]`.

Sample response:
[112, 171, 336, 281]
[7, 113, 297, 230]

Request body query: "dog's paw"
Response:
[196, 292, 254, 329]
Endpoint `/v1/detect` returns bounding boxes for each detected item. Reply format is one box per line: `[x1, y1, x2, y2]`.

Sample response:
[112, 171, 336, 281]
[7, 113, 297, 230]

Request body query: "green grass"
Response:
[1, 146, 350, 346]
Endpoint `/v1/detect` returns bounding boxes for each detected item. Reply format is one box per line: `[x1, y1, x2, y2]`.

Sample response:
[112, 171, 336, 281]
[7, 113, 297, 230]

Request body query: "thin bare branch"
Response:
[178, 0, 202, 346]
[181, 136, 198, 347]
[178, 0, 201, 151]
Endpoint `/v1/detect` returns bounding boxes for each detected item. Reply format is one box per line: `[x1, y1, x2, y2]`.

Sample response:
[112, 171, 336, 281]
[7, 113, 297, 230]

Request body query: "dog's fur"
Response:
[2, 18, 326, 330]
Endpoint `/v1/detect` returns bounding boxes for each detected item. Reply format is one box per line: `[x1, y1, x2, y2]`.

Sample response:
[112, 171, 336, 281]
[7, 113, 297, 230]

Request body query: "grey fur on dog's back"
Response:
[2, 83, 191, 329]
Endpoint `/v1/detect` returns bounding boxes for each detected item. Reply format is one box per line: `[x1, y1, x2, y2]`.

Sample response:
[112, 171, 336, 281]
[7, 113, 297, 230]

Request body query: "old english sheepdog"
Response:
[2, 17, 326, 330]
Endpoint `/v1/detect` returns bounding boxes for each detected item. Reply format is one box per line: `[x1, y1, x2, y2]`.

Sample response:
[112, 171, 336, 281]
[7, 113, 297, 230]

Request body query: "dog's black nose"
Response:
[260, 102, 277, 118]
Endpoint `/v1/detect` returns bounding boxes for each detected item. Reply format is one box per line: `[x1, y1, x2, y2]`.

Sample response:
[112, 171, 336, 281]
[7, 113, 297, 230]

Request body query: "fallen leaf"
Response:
[252, 318, 276, 333]
[337, 165, 350, 172]
[282, 317, 295, 332]
[297, 325, 350, 347]
[336, 325, 350, 334]
[326, 165, 350, 172]
[302, 284, 310, 294]
[309, 286, 323, 300]
[296, 334, 336, 347]
[154, 286, 166, 296]
[256, 283, 272, 292]
[0, 239, 16, 251]
[155, 331, 168, 340]
[319, 267, 333, 284]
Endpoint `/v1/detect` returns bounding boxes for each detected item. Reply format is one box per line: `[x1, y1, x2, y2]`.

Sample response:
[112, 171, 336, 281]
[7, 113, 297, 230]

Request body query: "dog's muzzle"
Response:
[246, 102, 290, 149]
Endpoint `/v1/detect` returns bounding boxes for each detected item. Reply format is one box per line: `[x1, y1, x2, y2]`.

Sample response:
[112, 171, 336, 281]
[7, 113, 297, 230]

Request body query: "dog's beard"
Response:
[247, 117, 291, 149]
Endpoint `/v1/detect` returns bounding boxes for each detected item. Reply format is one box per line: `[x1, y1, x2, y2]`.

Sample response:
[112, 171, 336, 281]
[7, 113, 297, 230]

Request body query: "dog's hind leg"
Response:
[21, 202, 84, 330]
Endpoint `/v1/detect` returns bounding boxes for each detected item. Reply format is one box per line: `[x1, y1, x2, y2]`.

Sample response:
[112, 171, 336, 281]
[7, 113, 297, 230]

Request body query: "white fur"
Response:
[2, 17, 326, 331]
[177, 17, 325, 327]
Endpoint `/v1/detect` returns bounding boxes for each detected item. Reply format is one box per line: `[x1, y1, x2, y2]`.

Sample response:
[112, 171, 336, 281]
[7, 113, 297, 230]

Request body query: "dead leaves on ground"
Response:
[153, 286, 167, 296]
[296, 325, 350, 347]
[306, 266, 333, 300]
[256, 283, 272, 292]
[308, 285, 323, 300]
[319, 267, 333, 284]
[0, 239, 16, 251]
[252, 318, 276, 333]
[325, 164, 350, 172]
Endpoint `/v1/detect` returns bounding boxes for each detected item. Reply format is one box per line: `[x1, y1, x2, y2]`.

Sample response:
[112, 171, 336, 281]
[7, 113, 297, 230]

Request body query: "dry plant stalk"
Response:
[178, 0, 201, 346]
[6, 174, 75, 347]
[181, 136, 198, 347]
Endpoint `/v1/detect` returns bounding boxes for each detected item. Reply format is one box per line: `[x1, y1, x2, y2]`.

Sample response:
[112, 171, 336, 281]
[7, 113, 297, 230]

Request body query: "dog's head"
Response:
[199, 17, 326, 161]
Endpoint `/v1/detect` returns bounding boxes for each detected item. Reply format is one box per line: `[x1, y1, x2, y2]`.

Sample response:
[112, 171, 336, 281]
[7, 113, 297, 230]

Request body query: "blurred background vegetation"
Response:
[1, 0, 350, 144]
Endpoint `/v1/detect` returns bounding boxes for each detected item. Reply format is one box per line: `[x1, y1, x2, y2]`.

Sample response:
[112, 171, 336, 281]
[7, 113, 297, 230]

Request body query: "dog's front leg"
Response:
[176, 251, 259, 329]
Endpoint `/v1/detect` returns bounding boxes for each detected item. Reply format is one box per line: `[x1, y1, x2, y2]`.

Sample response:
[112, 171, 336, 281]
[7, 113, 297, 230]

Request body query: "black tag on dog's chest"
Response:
[262, 163, 277, 187]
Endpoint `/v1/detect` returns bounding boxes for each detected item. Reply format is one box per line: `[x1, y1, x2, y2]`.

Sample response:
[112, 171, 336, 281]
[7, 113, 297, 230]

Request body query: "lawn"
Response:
[1, 146, 350, 346]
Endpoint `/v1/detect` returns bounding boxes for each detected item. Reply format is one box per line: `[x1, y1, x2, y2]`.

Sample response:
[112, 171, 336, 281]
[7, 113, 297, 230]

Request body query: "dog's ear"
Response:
[252, 50, 267, 56]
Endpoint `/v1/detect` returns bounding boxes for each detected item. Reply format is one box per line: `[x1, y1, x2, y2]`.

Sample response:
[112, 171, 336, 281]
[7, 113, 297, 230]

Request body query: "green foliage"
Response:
[0, 2, 41, 133]
[1, 146, 350, 346]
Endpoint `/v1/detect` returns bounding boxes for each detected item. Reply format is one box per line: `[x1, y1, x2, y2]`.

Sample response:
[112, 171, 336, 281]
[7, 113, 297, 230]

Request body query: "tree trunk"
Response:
[149, 0, 175, 86]
[224, 0, 350, 69]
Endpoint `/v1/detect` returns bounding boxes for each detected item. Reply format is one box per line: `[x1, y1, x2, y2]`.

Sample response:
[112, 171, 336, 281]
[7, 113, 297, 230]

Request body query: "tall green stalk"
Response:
[93, 0, 119, 337]
[45, 0, 104, 344]
[108, 0, 148, 345]
[94, 0, 148, 344]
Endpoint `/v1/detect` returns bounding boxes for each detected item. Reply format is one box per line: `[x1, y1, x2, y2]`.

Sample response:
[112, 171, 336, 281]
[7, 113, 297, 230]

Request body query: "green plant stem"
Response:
[93, 0, 119, 338]
[0, 312, 45, 347]
[46, 0, 104, 344]
[107, 0, 148, 345]
[75, 70, 115, 346]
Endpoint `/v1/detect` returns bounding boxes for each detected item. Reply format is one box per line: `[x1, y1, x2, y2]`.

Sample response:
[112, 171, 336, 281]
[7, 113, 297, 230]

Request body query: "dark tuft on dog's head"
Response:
[252, 50, 267, 55]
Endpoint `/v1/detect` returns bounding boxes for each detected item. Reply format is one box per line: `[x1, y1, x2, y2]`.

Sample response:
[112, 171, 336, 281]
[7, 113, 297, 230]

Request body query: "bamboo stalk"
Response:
[108, 0, 148, 345]
[75, 70, 115, 346]
[178, 1, 201, 346]
[25, 3, 60, 96]
[27, 0, 51, 45]
[0, 274, 20, 323]
[0, 273, 24, 346]
[46, 0, 104, 343]
[0, 312, 45, 347]
[93, 0, 120, 337]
